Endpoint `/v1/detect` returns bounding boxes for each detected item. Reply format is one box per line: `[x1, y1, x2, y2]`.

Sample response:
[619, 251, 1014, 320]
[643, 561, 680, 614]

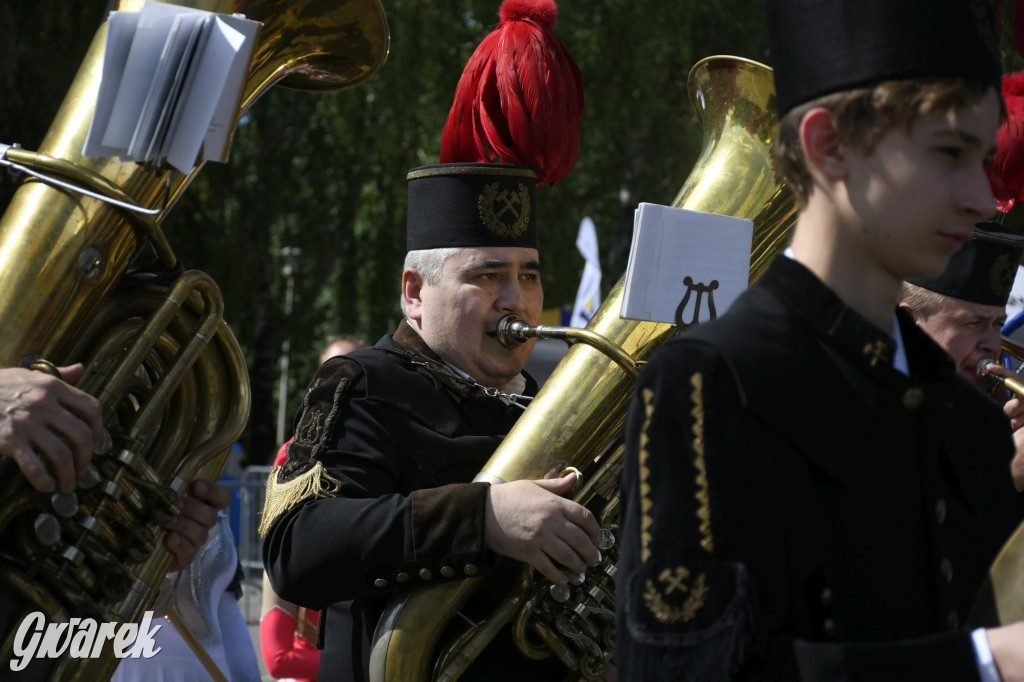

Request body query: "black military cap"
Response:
[406, 163, 538, 251]
[767, 0, 1002, 116]
[910, 223, 1024, 307]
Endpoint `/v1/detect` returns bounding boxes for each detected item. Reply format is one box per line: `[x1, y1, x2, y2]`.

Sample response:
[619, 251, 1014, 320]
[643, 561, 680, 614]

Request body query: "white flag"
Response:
[571, 217, 602, 327]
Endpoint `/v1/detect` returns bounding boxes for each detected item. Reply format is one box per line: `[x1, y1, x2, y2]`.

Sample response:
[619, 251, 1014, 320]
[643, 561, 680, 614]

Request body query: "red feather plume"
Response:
[440, 0, 584, 186]
[989, 71, 1024, 213]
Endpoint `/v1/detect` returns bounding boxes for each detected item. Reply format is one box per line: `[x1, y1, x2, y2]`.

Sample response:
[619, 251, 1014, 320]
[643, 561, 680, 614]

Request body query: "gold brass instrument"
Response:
[369, 55, 797, 681]
[968, 335, 1024, 627]
[0, 0, 388, 679]
[976, 347, 1024, 399]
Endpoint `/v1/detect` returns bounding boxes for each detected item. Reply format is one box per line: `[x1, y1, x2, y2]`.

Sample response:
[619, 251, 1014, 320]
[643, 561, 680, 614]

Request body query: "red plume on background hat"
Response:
[440, 0, 584, 185]
[989, 71, 1024, 213]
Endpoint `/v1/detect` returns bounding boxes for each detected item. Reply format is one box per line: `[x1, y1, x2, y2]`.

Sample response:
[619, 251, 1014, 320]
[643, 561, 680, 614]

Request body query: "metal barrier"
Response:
[220, 465, 272, 624]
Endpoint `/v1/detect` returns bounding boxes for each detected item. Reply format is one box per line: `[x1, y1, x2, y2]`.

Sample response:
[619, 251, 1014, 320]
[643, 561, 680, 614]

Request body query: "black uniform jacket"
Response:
[262, 322, 545, 681]
[616, 257, 1024, 681]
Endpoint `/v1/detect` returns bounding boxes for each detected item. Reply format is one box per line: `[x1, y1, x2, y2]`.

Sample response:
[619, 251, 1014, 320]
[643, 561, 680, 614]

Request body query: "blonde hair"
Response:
[899, 282, 949, 320]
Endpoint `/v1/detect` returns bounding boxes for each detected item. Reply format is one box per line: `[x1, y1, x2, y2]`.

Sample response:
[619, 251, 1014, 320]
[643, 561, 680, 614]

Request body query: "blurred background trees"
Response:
[2, 0, 1017, 462]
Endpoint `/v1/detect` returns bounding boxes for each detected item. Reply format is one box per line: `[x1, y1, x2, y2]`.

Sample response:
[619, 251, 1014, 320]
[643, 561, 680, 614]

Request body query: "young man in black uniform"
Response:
[616, 0, 1024, 679]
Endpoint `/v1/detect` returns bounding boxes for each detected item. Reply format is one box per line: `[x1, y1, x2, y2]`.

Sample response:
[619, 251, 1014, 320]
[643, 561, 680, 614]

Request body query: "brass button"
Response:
[464, 564, 478, 576]
[440, 565, 455, 578]
[935, 499, 947, 525]
[821, 587, 832, 606]
[419, 568, 433, 581]
[823, 618, 835, 637]
[396, 572, 410, 584]
[947, 611, 959, 630]
[373, 578, 388, 588]
[902, 388, 925, 411]
[940, 558, 954, 584]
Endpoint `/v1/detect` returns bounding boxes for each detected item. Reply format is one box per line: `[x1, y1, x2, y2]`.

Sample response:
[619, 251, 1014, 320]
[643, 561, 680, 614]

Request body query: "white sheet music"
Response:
[621, 203, 753, 325]
[83, 0, 261, 172]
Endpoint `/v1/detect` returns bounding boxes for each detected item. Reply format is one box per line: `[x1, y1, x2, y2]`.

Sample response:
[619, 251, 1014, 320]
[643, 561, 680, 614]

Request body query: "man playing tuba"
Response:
[260, 1, 613, 679]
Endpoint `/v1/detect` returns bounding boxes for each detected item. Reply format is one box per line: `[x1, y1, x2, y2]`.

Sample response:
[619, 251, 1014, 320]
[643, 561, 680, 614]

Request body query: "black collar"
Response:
[757, 257, 957, 383]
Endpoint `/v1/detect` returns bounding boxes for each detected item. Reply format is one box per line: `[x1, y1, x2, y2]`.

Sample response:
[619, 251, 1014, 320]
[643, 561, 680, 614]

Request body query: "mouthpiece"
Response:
[496, 315, 533, 347]
[976, 358, 1024, 399]
[976, 358, 996, 380]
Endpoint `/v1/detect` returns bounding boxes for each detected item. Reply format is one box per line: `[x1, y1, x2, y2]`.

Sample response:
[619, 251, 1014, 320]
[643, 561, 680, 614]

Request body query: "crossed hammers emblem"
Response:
[494, 189, 522, 221]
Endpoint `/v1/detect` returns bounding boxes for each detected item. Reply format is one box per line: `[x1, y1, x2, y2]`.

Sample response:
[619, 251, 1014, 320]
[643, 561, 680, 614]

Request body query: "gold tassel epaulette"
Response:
[258, 461, 342, 537]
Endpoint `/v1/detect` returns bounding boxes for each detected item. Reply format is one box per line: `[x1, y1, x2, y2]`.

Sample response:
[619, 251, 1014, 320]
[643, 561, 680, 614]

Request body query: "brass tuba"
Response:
[0, 0, 388, 679]
[369, 55, 797, 681]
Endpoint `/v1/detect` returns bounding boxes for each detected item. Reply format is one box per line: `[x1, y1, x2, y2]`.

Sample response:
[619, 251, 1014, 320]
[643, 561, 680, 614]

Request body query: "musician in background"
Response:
[0, 363, 230, 571]
[261, 2, 610, 679]
[616, 0, 1024, 679]
[900, 225, 1024, 491]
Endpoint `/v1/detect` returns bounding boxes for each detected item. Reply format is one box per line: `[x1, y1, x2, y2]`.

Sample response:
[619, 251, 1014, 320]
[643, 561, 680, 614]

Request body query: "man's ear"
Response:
[897, 301, 920, 322]
[799, 107, 846, 181]
[402, 268, 425, 327]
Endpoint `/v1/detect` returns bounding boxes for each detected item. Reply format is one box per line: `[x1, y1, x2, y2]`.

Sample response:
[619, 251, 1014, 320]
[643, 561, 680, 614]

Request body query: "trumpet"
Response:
[976, 337, 1024, 399]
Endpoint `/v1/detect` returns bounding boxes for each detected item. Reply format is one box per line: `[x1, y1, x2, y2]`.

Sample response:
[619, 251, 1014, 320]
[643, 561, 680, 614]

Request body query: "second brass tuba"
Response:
[0, 1, 388, 679]
[369, 55, 797, 681]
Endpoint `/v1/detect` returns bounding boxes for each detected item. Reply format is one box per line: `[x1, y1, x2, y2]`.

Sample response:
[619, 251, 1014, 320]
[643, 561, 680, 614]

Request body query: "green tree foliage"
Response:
[37, 1, 1024, 462]
[157, 0, 777, 461]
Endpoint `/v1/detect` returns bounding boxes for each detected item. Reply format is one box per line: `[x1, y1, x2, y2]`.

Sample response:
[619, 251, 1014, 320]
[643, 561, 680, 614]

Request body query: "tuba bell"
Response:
[0, 0, 388, 679]
[369, 55, 797, 681]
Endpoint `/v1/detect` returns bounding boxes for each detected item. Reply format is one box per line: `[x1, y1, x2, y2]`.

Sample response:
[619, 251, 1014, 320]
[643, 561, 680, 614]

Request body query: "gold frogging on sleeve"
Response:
[638, 388, 655, 563]
[258, 461, 342, 537]
[690, 372, 713, 554]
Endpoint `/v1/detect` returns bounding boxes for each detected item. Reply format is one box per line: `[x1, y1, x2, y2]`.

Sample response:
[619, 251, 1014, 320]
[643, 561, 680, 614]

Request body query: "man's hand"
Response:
[164, 479, 231, 570]
[484, 473, 602, 585]
[986, 622, 1024, 681]
[0, 364, 103, 494]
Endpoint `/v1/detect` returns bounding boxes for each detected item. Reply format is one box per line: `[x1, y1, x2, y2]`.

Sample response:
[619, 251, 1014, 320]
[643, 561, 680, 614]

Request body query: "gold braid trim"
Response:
[639, 388, 655, 563]
[690, 372, 713, 554]
[258, 461, 342, 537]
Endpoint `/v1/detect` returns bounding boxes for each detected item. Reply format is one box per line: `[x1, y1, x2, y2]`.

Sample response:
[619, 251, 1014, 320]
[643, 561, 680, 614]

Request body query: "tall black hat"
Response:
[406, 164, 538, 250]
[909, 224, 1024, 307]
[405, 0, 583, 252]
[767, 0, 1002, 116]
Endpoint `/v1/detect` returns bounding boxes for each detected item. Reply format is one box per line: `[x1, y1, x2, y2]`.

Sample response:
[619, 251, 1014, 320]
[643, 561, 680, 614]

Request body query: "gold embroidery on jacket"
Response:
[643, 566, 709, 624]
[293, 378, 324, 447]
[639, 388, 655, 563]
[862, 340, 890, 367]
[311, 378, 351, 462]
[258, 461, 342, 537]
[691, 372, 713, 554]
[259, 376, 351, 536]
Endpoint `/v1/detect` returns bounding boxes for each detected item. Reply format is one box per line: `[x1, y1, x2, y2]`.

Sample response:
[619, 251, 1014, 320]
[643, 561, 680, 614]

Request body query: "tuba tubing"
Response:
[0, 1, 389, 679]
[369, 55, 797, 681]
[0, 0, 390, 368]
